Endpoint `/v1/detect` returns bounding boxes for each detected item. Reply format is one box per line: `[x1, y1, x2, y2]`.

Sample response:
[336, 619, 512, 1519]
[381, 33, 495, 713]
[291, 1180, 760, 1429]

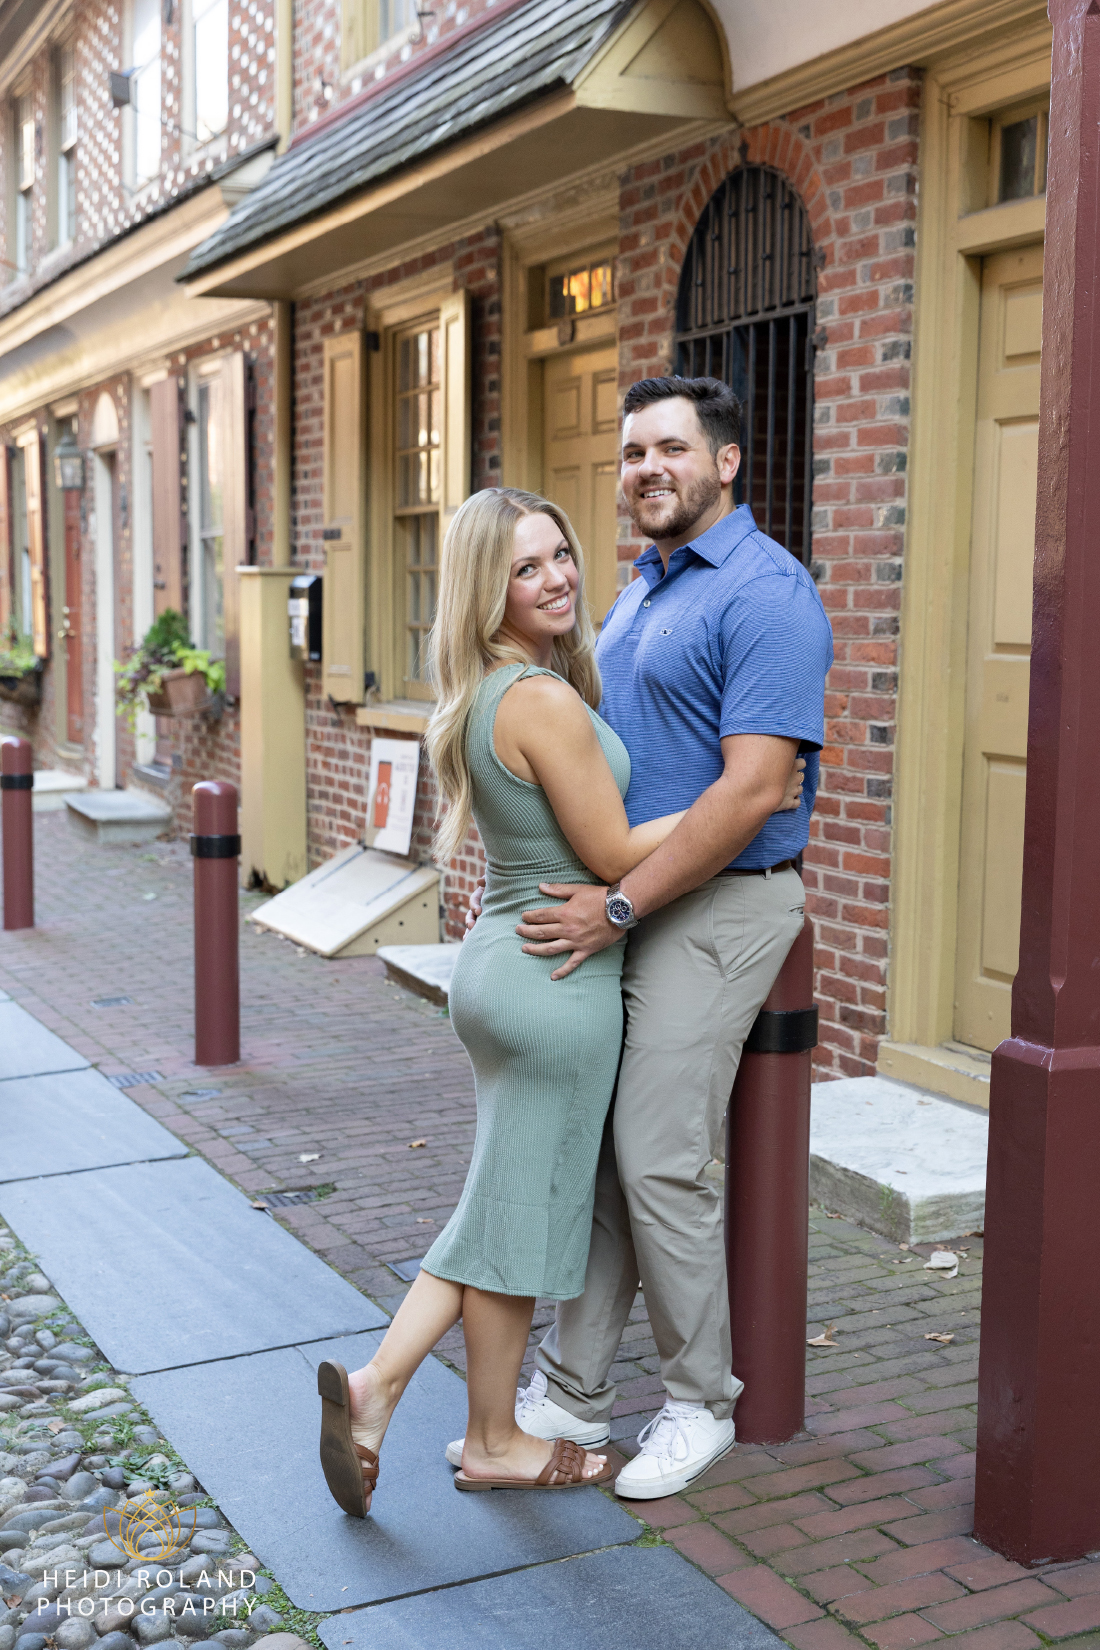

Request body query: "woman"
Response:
[317, 488, 802, 1512]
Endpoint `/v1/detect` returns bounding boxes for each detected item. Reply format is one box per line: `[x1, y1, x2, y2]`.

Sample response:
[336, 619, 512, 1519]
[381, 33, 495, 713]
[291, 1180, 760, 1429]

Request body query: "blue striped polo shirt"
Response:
[594, 503, 833, 871]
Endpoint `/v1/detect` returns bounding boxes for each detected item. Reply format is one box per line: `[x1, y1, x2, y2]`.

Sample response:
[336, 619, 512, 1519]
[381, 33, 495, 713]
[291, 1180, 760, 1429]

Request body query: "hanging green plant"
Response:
[115, 610, 226, 726]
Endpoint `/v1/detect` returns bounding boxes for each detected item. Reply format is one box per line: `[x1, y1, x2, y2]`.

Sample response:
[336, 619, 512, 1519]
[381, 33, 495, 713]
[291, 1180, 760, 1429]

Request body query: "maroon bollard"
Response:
[1, 736, 34, 932]
[191, 781, 240, 1067]
[725, 918, 816, 1444]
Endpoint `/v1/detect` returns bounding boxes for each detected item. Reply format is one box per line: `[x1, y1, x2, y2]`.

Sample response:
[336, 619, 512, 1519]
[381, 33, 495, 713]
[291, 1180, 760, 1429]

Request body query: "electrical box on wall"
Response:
[289, 574, 322, 662]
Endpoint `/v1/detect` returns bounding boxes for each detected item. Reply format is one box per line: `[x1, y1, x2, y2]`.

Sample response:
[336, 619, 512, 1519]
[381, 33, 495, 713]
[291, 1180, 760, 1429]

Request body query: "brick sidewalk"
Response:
[4, 813, 1100, 1648]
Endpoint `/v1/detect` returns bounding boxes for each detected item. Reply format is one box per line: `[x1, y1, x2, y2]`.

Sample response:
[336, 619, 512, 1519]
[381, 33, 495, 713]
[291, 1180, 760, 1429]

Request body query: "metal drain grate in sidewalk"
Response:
[105, 1071, 163, 1089]
[251, 1189, 324, 1210]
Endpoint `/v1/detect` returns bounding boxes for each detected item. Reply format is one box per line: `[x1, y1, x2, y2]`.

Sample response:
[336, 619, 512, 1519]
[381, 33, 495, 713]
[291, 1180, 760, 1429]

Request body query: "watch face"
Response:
[607, 893, 634, 927]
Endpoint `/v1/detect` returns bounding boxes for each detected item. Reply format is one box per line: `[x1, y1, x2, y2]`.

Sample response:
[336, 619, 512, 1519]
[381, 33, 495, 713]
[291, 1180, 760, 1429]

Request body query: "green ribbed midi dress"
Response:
[421, 661, 630, 1301]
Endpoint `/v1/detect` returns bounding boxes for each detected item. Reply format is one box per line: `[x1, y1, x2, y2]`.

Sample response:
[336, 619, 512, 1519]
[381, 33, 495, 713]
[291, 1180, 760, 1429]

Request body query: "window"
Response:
[189, 355, 247, 691]
[548, 257, 614, 320]
[54, 45, 77, 246]
[379, 0, 417, 41]
[193, 0, 228, 145]
[341, 0, 418, 70]
[131, 0, 162, 183]
[197, 372, 226, 654]
[994, 104, 1048, 203]
[14, 93, 33, 274]
[394, 324, 440, 697]
[675, 165, 817, 564]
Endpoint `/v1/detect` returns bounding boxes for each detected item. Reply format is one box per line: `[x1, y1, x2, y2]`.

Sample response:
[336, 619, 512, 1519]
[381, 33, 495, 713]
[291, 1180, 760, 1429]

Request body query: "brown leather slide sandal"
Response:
[454, 1437, 615, 1492]
[318, 1359, 379, 1518]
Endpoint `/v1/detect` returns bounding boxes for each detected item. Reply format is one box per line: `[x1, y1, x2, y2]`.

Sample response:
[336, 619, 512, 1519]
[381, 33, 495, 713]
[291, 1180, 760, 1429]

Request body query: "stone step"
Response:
[809, 1074, 987, 1244]
[65, 788, 173, 845]
[31, 768, 88, 813]
[377, 942, 461, 1006]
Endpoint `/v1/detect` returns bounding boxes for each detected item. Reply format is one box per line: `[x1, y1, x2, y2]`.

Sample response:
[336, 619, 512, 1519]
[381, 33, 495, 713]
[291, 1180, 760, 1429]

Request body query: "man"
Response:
[464, 375, 832, 1498]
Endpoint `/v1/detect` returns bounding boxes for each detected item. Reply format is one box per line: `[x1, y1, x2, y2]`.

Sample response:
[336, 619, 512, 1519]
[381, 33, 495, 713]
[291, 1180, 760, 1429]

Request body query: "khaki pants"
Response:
[535, 867, 805, 1422]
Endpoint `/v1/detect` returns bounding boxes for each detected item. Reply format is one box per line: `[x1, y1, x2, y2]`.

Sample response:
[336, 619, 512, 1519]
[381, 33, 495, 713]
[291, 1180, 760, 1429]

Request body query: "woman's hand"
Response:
[781, 756, 806, 812]
[463, 877, 486, 937]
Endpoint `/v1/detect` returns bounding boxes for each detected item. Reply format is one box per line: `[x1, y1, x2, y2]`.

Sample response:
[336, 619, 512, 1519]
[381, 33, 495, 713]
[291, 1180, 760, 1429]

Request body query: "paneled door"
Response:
[542, 345, 620, 628]
[953, 243, 1044, 1052]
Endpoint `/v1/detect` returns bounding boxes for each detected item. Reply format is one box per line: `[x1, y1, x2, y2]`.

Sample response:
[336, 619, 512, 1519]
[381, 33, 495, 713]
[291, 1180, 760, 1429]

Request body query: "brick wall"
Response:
[1, 0, 276, 317]
[291, 230, 500, 927]
[616, 69, 921, 1080]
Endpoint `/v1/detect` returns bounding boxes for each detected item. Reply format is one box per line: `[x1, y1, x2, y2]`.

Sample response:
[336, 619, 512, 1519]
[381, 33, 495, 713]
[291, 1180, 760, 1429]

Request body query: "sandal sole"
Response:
[454, 1460, 616, 1492]
[317, 1359, 371, 1520]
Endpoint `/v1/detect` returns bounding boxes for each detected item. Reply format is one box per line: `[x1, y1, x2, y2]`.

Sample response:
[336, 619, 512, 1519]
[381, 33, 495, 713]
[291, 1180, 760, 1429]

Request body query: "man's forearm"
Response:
[619, 777, 782, 919]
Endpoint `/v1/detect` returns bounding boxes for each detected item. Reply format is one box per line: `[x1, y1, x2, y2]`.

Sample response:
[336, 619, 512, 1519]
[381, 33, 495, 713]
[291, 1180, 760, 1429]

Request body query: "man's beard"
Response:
[628, 466, 722, 541]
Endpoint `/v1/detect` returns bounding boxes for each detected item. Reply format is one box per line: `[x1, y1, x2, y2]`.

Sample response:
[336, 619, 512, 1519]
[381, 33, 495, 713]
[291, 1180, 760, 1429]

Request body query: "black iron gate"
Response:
[675, 163, 818, 564]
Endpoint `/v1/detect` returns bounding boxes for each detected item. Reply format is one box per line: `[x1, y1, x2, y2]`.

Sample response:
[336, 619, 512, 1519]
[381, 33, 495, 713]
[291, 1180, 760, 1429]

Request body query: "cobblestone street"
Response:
[4, 814, 1100, 1649]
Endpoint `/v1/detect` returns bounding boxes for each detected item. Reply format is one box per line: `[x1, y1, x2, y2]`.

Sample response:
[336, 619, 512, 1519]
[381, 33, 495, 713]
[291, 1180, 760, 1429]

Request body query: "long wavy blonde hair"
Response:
[426, 487, 601, 865]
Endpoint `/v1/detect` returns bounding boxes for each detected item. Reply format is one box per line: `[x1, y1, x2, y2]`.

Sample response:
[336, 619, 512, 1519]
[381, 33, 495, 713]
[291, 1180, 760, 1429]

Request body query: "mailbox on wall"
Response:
[289, 574, 322, 662]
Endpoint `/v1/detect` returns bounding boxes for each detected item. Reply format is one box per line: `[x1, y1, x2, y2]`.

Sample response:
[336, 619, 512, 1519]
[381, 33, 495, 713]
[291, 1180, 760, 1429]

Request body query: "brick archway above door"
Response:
[664, 126, 837, 313]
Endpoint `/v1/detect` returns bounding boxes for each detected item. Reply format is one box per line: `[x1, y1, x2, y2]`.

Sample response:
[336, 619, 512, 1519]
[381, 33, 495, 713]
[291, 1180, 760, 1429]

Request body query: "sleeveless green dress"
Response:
[421, 661, 631, 1301]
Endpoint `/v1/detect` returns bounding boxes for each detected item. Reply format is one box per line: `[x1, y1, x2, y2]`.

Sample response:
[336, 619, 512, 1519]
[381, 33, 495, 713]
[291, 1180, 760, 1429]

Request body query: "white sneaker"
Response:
[613, 1401, 736, 1499]
[444, 1369, 611, 1467]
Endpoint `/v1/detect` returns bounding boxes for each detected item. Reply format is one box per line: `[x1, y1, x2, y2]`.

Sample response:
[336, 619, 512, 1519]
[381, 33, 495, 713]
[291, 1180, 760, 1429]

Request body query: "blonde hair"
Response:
[426, 487, 601, 865]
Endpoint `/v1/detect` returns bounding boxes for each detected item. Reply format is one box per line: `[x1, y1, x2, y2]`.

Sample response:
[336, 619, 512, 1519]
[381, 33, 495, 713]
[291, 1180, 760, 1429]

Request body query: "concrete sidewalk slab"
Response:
[0, 1157, 388, 1372]
[320, 1544, 785, 1650]
[0, 1068, 189, 1182]
[0, 1000, 90, 1080]
[133, 1330, 641, 1611]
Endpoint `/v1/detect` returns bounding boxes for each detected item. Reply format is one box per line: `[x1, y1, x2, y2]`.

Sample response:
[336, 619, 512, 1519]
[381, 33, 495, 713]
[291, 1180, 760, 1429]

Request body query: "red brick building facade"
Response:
[2, 0, 1049, 1096]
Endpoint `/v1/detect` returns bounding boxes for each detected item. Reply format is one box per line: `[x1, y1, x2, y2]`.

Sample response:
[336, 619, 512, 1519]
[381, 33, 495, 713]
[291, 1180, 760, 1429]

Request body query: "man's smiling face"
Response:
[620, 396, 741, 545]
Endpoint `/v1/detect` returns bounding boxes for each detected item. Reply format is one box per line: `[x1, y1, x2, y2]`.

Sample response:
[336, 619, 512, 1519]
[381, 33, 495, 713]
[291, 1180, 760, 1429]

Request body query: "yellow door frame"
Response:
[881, 16, 1051, 1108]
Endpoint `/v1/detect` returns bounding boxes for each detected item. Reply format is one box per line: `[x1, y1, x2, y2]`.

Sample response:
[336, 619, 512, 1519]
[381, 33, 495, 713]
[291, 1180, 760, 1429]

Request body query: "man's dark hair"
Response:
[622, 375, 742, 454]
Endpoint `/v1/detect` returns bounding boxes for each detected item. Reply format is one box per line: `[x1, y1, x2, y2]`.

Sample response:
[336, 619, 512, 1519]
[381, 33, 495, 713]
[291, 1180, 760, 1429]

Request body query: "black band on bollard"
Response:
[190, 833, 241, 859]
[744, 1006, 819, 1055]
[0, 773, 33, 791]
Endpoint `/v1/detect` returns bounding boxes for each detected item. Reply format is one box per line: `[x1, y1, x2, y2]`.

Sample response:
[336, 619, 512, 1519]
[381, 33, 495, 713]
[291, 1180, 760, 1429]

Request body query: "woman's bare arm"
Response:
[493, 675, 683, 885]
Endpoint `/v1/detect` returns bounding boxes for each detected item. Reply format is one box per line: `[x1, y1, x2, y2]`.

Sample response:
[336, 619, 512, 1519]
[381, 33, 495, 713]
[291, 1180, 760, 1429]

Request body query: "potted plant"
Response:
[115, 610, 227, 725]
[0, 637, 44, 707]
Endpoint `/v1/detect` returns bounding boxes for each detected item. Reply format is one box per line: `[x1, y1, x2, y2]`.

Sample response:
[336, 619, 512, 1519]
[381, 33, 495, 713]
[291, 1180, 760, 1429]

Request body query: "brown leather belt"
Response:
[716, 859, 796, 878]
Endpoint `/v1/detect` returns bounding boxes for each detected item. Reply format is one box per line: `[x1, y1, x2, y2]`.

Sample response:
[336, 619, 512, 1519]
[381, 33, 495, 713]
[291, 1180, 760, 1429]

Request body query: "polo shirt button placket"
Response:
[643, 599, 651, 607]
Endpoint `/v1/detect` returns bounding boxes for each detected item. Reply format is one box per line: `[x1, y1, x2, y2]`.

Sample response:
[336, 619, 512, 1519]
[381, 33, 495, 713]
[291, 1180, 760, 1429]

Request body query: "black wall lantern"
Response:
[54, 430, 85, 491]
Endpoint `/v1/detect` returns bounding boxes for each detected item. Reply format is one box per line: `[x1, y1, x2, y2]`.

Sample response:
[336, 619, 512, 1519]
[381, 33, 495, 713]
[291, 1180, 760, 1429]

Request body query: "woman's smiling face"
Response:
[497, 510, 579, 660]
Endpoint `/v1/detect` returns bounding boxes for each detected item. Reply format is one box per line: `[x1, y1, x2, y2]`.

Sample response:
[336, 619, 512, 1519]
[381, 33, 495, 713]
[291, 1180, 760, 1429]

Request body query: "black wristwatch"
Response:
[605, 884, 639, 930]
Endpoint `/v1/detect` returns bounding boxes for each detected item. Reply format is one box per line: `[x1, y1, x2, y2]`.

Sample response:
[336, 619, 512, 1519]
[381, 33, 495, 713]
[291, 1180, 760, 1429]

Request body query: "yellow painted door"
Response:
[953, 243, 1044, 1052]
[542, 345, 620, 627]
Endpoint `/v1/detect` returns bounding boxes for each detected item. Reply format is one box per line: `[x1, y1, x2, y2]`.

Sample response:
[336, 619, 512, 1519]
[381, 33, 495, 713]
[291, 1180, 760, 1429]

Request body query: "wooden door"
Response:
[953, 243, 1044, 1052]
[542, 345, 620, 628]
[61, 488, 83, 741]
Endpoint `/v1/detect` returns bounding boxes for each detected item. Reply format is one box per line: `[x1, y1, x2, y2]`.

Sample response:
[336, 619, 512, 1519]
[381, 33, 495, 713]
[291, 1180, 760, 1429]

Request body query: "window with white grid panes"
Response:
[55, 45, 76, 246]
[131, 0, 162, 182]
[192, 0, 228, 145]
[15, 93, 33, 273]
[197, 372, 226, 656]
[394, 323, 440, 699]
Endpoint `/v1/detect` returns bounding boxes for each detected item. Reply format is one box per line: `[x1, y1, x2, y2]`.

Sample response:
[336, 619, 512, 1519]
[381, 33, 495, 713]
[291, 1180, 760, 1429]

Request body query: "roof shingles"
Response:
[184, 0, 631, 278]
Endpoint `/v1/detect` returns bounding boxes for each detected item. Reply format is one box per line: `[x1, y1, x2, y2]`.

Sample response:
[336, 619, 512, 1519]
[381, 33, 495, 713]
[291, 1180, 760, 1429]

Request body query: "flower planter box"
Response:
[146, 668, 218, 717]
[0, 663, 43, 707]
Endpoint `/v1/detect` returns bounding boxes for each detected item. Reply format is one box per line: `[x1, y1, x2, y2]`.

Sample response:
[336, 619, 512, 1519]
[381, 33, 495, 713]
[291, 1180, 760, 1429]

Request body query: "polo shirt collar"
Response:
[632, 503, 758, 587]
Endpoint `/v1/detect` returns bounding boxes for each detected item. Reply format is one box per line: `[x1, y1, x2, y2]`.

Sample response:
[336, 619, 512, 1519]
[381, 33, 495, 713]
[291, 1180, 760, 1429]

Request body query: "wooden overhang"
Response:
[180, 0, 729, 301]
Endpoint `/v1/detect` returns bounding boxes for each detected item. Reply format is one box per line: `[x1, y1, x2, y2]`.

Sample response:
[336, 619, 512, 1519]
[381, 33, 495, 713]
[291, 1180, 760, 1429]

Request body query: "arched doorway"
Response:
[675, 164, 817, 564]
